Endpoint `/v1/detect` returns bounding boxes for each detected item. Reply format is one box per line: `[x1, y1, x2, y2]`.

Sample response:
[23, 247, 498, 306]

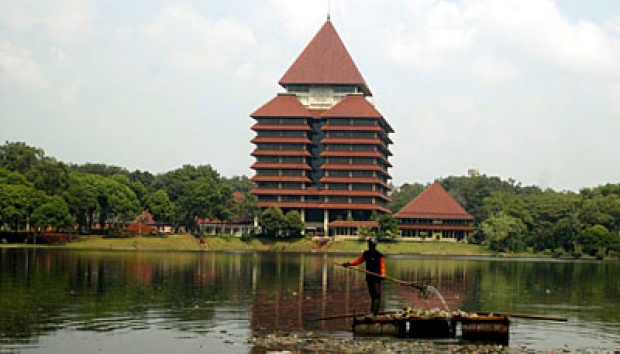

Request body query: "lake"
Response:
[0, 248, 618, 353]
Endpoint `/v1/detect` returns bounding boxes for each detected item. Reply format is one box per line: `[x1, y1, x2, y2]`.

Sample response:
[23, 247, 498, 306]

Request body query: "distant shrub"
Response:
[552, 247, 565, 258]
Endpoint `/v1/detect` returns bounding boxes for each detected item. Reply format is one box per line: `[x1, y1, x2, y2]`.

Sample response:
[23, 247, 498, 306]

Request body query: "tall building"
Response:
[250, 19, 394, 237]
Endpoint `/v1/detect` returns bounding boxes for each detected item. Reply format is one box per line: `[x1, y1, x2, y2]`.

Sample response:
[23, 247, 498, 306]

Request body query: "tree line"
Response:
[1, 141, 619, 257]
[0, 141, 257, 236]
[389, 176, 620, 258]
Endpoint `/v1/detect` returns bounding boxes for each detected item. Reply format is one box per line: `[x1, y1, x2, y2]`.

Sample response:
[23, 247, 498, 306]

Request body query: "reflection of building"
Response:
[250, 19, 394, 237]
[395, 181, 474, 241]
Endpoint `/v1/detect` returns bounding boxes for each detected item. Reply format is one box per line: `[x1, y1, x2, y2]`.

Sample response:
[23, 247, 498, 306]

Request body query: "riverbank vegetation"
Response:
[1, 141, 620, 259]
[4, 234, 492, 256]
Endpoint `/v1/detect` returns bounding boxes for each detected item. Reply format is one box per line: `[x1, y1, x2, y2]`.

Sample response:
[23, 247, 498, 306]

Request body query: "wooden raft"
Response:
[352, 313, 509, 343]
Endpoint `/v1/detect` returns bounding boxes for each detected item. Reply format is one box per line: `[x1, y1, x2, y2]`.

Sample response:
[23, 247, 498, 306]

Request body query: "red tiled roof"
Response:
[321, 95, 382, 118]
[251, 149, 311, 157]
[251, 137, 311, 144]
[251, 163, 311, 170]
[251, 124, 311, 131]
[251, 94, 312, 118]
[279, 20, 372, 96]
[394, 181, 473, 220]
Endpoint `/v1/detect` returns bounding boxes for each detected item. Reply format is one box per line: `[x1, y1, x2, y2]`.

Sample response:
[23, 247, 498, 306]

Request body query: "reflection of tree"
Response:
[461, 260, 620, 324]
[1, 250, 619, 347]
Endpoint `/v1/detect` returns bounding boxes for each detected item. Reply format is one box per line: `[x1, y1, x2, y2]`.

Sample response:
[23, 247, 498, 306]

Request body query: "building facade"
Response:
[394, 181, 474, 241]
[250, 20, 394, 236]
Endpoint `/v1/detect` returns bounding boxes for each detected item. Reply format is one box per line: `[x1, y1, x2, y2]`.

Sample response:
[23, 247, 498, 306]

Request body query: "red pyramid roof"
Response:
[394, 181, 473, 220]
[251, 94, 312, 118]
[279, 20, 372, 96]
[321, 95, 382, 118]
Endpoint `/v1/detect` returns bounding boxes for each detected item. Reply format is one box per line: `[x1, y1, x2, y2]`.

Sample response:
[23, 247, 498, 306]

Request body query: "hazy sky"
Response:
[1, 0, 619, 192]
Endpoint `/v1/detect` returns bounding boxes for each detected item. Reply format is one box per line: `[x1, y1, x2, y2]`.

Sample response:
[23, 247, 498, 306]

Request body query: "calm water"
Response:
[0, 248, 618, 353]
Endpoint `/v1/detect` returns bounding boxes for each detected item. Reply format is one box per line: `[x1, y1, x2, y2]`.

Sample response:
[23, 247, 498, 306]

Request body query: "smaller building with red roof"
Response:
[394, 181, 473, 241]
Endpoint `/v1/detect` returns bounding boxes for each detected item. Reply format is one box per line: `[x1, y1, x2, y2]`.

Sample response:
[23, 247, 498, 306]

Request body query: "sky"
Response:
[1, 0, 619, 192]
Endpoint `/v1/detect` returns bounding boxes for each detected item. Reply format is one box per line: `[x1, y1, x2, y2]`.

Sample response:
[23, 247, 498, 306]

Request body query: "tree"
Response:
[0, 141, 44, 175]
[144, 190, 176, 225]
[552, 214, 583, 253]
[31, 196, 72, 232]
[260, 206, 285, 237]
[377, 213, 399, 239]
[578, 225, 611, 257]
[357, 225, 375, 240]
[63, 173, 98, 232]
[29, 157, 70, 195]
[0, 183, 46, 232]
[283, 210, 304, 238]
[480, 212, 526, 252]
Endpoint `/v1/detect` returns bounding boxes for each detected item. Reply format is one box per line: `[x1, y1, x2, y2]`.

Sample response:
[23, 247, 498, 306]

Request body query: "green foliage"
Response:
[480, 212, 527, 252]
[283, 210, 304, 238]
[377, 213, 399, 239]
[144, 190, 176, 224]
[30, 196, 72, 231]
[357, 225, 375, 240]
[578, 225, 611, 256]
[260, 206, 285, 237]
[0, 141, 44, 175]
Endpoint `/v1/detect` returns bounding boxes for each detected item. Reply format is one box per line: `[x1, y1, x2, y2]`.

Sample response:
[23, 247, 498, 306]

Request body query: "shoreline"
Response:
[2, 234, 614, 260]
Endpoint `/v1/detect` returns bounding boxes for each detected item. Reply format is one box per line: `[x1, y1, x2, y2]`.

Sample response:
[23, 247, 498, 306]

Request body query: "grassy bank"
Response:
[1, 234, 497, 256]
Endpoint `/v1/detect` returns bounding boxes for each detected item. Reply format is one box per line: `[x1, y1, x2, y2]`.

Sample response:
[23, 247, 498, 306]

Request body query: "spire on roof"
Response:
[279, 20, 372, 96]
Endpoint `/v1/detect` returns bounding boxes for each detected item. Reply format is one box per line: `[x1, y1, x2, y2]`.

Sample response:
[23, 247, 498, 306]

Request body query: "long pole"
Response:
[476, 312, 567, 322]
[335, 263, 426, 289]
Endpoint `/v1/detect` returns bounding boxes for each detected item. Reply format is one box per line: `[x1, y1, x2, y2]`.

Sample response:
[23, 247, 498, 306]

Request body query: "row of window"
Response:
[256, 157, 306, 164]
[256, 118, 307, 125]
[327, 157, 376, 165]
[325, 131, 377, 139]
[255, 182, 387, 193]
[256, 170, 305, 176]
[399, 218, 472, 225]
[259, 196, 376, 204]
[256, 143, 306, 150]
[257, 131, 307, 137]
[325, 118, 378, 126]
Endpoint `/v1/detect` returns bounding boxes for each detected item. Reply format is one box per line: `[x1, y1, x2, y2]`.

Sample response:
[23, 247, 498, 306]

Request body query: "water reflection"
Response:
[0, 248, 618, 352]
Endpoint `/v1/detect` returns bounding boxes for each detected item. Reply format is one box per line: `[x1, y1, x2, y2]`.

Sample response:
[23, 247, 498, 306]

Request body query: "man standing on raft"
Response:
[342, 237, 385, 315]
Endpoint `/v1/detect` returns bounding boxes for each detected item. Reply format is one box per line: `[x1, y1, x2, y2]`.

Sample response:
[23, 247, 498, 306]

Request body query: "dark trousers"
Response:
[367, 280, 382, 315]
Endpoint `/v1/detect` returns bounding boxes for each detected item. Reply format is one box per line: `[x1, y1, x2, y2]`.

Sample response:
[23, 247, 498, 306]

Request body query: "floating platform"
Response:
[352, 311, 510, 344]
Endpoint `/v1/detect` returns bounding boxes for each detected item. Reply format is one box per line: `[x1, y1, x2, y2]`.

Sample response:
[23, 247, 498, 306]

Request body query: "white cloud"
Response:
[383, 1, 476, 70]
[269, 0, 330, 40]
[469, 54, 517, 85]
[45, 0, 94, 45]
[60, 78, 82, 106]
[0, 42, 48, 89]
[50, 46, 71, 67]
[3, 0, 94, 45]
[145, 4, 256, 73]
[465, 0, 620, 77]
[382, 0, 620, 77]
